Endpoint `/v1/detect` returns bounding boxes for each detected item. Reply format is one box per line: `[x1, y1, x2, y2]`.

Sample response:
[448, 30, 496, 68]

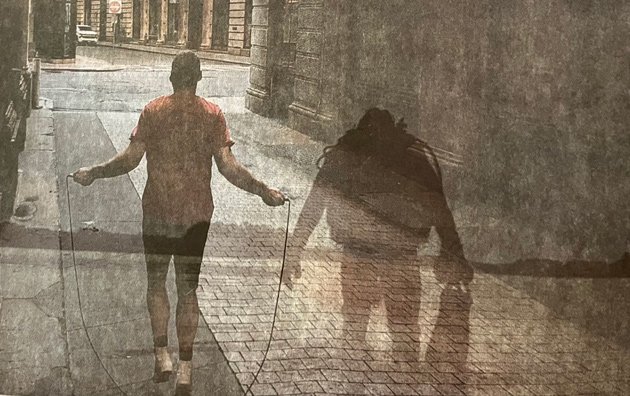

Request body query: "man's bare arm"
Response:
[73, 140, 146, 185]
[214, 146, 285, 206]
[215, 146, 266, 195]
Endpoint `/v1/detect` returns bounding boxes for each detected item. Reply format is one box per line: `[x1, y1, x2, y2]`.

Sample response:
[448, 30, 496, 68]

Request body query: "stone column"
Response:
[178, 0, 189, 46]
[200, 0, 213, 49]
[245, 0, 280, 115]
[157, 0, 168, 43]
[140, 0, 150, 42]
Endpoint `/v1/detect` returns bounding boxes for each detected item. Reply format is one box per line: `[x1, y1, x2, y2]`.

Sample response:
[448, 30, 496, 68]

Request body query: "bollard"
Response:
[31, 58, 41, 109]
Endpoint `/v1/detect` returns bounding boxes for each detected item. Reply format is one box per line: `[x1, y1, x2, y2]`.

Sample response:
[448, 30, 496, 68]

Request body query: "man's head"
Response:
[170, 51, 202, 91]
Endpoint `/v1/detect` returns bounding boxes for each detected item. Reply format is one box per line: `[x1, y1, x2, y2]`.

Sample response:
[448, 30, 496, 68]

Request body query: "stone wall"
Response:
[456, 1, 629, 264]
[227, 0, 247, 52]
[247, 0, 630, 264]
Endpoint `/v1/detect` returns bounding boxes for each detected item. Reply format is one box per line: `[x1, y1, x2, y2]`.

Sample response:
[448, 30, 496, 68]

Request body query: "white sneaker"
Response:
[153, 347, 173, 383]
[176, 360, 192, 395]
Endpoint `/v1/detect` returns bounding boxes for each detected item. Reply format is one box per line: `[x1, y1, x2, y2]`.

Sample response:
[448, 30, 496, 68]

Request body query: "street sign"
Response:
[108, 0, 122, 14]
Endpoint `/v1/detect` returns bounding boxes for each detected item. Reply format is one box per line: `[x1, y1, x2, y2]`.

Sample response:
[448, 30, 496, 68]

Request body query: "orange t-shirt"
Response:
[131, 94, 234, 226]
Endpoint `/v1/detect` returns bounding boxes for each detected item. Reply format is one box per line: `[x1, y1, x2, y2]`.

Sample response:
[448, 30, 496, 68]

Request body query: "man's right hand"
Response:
[261, 187, 286, 206]
[72, 167, 97, 186]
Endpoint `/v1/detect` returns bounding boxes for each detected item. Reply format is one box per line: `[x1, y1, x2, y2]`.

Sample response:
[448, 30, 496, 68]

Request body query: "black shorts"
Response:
[142, 221, 210, 258]
[142, 220, 210, 291]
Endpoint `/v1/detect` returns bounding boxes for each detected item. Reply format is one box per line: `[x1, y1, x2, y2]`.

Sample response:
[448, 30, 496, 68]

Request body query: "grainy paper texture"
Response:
[1, 1, 629, 395]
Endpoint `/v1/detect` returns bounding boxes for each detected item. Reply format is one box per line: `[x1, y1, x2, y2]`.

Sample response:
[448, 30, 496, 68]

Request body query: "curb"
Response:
[41, 66, 125, 72]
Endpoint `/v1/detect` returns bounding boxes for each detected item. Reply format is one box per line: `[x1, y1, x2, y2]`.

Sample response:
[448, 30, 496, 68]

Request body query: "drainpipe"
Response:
[31, 57, 41, 109]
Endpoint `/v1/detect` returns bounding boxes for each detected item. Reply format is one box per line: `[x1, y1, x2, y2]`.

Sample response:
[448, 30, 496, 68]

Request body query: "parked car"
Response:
[76, 25, 98, 45]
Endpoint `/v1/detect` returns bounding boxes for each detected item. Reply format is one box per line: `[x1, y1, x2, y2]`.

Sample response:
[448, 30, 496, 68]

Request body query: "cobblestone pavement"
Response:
[195, 126, 630, 395]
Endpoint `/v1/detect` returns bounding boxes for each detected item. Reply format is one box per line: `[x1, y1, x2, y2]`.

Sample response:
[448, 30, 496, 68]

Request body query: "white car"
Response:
[76, 25, 98, 45]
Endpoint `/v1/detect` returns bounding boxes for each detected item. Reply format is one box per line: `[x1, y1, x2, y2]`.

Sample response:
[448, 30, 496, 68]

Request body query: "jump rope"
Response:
[65, 174, 292, 395]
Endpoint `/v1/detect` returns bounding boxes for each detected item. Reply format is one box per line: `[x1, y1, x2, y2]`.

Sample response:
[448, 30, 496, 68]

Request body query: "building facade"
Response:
[1, 0, 33, 220]
[76, 0, 252, 55]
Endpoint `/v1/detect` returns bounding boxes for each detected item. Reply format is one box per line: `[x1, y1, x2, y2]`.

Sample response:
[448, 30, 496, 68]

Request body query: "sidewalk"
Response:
[0, 104, 72, 394]
[98, 42, 250, 66]
[41, 45, 249, 73]
[41, 55, 125, 72]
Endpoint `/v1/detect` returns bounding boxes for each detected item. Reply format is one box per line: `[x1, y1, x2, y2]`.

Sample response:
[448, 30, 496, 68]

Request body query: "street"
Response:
[1, 46, 628, 395]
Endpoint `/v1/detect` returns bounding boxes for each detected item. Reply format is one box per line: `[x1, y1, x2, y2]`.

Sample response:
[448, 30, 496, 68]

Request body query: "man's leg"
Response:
[172, 255, 200, 394]
[172, 222, 209, 392]
[145, 251, 171, 350]
[173, 253, 202, 362]
[143, 227, 175, 382]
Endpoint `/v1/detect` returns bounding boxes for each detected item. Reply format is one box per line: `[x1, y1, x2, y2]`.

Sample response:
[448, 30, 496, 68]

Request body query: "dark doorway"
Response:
[211, 0, 229, 50]
[168, 3, 179, 42]
[244, 0, 253, 48]
[149, 0, 161, 40]
[84, 0, 92, 26]
[188, 0, 203, 48]
[132, 0, 141, 39]
[99, 0, 107, 40]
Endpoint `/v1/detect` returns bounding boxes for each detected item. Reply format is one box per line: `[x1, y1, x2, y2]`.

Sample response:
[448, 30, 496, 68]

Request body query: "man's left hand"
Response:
[261, 188, 286, 206]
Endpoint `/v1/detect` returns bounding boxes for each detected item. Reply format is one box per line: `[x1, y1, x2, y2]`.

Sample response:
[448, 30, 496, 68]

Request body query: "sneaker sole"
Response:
[153, 369, 173, 383]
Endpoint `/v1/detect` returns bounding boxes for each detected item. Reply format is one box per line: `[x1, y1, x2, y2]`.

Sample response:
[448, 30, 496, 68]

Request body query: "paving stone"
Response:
[365, 383, 396, 395]
[296, 381, 323, 393]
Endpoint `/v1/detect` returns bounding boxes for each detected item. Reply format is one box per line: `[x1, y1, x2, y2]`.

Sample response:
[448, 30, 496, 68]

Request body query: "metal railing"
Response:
[4, 67, 31, 149]
[0, 66, 32, 221]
